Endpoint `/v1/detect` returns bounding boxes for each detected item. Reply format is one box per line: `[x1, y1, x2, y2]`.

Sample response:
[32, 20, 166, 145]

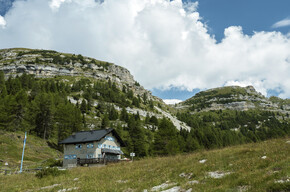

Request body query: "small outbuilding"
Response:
[59, 128, 125, 168]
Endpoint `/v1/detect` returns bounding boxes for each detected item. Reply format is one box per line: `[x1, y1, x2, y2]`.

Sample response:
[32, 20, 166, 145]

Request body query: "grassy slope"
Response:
[1, 137, 289, 192]
[0, 131, 62, 169]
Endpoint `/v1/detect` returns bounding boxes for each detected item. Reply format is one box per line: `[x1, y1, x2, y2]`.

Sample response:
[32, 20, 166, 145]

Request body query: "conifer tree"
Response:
[128, 117, 148, 157]
[0, 71, 7, 98]
[80, 100, 87, 114]
[108, 105, 118, 120]
[145, 113, 150, 124]
[101, 114, 110, 129]
[11, 90, 28, 131]
[30, 93, 54, 139]
[185, 131, 200, 152]
[120, 107, 129, 122]
[153, 118, 179, 155]
[55, 103, 82, 143]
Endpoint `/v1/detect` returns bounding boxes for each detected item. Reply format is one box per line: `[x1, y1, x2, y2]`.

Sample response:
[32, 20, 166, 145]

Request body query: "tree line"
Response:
[0, 72, 289, 157]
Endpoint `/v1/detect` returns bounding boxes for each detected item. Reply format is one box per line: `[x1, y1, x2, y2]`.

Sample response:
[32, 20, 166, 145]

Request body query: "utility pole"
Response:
[20, 132, 27, 173]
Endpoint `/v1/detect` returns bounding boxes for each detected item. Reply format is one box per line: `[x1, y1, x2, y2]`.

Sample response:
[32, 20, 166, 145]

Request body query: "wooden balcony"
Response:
[77, 158, 119, 166]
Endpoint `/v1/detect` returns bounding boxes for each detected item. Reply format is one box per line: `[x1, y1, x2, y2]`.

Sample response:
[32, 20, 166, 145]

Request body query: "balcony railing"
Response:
[77, 158, 119, 165]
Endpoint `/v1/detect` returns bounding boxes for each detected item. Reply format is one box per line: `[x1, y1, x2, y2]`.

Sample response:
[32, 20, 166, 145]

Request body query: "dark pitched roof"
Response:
[59, 128, 125, 146]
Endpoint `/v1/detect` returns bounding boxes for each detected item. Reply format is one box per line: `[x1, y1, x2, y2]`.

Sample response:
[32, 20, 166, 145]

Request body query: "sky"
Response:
[0, 0, 289, 104]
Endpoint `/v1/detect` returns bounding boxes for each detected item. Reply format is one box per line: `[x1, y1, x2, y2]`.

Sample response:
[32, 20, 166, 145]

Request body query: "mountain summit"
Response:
[176, 85, 290, 114]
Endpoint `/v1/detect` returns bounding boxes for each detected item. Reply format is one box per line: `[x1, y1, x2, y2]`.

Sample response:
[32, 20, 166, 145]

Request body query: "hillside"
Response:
[0, 137, 289, 191]
[0, 48, 190, 131]
[177, 86, 290, 113]
[0, 48, 158, 102]
[0, 48, 190, 159]
[0, 48, 289, 159]
[0, 131, 61, 169]
[174, 86, 289, 149]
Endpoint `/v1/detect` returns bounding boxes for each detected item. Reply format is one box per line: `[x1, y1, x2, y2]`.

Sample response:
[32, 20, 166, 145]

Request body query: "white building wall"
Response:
[63, 133, 121, 168]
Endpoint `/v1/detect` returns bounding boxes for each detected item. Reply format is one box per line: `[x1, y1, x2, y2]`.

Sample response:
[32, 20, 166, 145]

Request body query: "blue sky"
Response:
[194, 0, 290, 41]
[156, 0, 290, 101]
[0, 0, 13, 16]
[0, 0, 289, 102]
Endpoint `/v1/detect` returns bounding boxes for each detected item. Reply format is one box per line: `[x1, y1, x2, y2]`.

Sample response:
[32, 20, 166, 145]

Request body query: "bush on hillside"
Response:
[35, 167, 67, 179]
[42, 158, 63, 167]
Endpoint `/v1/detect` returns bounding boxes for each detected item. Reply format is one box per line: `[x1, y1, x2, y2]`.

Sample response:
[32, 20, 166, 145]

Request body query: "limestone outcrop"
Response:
[177, 86, 290, 115]
[0, 48, 159, 101]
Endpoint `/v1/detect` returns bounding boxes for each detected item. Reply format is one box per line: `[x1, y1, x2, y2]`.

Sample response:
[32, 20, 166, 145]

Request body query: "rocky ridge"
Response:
[0, 48, 189, 131]
[177, 86, 290, 115]
[0, 48, 160, 102]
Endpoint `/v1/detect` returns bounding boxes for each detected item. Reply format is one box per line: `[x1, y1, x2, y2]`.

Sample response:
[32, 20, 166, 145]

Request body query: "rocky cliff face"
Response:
[176, 86, 290, 115]
[0, 48, 189, 130]
[0, 48, 160, 102]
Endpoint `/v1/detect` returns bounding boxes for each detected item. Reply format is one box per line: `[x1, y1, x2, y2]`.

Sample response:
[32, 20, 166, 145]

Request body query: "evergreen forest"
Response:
[0, 71, 289, 158]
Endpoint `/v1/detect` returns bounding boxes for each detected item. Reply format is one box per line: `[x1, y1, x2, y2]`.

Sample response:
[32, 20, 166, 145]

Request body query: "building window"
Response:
[75, 144, 82, 149]
[65, 155, 77, 159]
[87, 154, 94, 159]
[108, 145, 111, 149]
[103, 144, 106, 148]
[98, 143, 102, 148]
[105, 136, 114, 141]
[87, 143, 94, 148]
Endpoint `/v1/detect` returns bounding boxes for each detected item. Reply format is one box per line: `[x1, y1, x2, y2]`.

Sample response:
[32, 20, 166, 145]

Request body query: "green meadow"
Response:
[0, 137, 289, 192]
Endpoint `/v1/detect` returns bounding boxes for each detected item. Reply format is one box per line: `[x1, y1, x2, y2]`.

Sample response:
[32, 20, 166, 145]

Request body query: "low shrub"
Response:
[35, 167, 67, 179]
[42, 158, 63, 167]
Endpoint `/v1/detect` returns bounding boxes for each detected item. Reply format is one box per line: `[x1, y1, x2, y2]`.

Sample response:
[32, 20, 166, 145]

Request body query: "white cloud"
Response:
[272, 17, 290, 28]
[0, 15, 6, 28]
[225, 80, 267, 96]
[49, 0, 68, 10]
[0, 0, 289, 98]
[163, 99, 183, 105]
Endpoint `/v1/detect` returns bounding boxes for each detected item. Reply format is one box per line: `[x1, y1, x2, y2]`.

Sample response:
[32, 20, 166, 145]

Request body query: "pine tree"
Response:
[149, 99, 154, 109]
[132, 97, 140, 107]
[29, 93, 54, 139]
[185, 131, 200, 152]
[127, 90, 134, 99]
[0, 71, 7, 98]
[80, 99, 87, 114]
[149, 116, 158, 126]
[11, 90, 28, 131]
[153, 118, 179, 155]
[120, 107, 129, 122]
[108, 105, 118, 120]
[145, 113, 150, 124]
[101, 114, 110, 129]
[142, 93, 147, 104]
[55, 103, 83, 143]
[129, 118, 148, 157]
[0, 96, 15, 130]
